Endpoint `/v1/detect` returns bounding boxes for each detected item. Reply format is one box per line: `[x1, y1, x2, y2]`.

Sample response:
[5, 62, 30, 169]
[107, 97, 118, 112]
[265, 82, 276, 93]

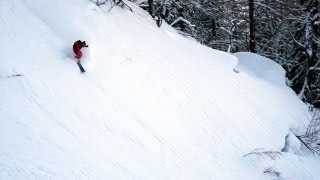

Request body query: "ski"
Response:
[233, 68, 240, 73]
[77, 61, 86, 73]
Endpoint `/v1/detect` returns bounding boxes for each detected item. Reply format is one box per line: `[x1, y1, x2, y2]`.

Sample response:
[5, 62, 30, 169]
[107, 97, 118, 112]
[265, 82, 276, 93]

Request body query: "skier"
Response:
[73, 40, 88, 73]
[73, 40, 88, 60]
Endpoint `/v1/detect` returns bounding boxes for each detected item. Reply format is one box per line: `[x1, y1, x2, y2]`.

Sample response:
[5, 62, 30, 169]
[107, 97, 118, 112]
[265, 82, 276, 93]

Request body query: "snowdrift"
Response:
[234, 52, 286, 87]
[1, 0, 319, 179]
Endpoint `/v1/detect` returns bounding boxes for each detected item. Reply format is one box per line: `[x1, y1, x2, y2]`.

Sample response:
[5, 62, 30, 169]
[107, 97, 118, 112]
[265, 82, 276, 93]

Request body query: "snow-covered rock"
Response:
[234, 52, 286, 87]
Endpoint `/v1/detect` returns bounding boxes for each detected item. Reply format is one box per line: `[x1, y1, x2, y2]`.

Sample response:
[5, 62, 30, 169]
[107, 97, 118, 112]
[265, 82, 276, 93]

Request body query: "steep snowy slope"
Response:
[1, 0, 319, 179]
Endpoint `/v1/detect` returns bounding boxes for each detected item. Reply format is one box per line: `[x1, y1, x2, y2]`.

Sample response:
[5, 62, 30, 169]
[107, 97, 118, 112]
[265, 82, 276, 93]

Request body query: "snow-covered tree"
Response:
[287, 0, 320, 107]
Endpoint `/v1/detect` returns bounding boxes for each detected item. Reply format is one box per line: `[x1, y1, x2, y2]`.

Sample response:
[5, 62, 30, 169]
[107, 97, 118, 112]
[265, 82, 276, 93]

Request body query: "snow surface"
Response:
[1, 0, 320, 179]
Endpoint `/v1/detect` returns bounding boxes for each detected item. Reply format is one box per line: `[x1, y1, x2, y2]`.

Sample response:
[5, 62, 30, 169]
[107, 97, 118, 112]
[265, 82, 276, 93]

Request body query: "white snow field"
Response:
[1, 0, 319, 179]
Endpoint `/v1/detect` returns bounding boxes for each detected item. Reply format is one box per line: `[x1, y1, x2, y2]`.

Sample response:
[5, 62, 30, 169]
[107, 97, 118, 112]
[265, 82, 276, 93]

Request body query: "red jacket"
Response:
[73, 40, 85, 60]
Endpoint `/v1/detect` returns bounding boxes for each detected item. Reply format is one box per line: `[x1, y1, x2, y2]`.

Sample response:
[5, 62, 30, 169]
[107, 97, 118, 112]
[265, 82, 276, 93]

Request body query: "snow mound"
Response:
[234, 52, 286, 86]
[1, 0, 320, 179]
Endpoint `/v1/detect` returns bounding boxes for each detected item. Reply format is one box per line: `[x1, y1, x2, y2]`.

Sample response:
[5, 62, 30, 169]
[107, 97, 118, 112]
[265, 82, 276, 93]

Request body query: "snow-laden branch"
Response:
[170, 17, 195, 27]
[298, 78, 308, 100]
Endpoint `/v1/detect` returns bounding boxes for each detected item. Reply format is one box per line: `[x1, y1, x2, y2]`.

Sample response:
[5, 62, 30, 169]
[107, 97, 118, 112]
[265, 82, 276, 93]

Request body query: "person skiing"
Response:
[73, 40, 88, 60]
[73, 40, 88, 73]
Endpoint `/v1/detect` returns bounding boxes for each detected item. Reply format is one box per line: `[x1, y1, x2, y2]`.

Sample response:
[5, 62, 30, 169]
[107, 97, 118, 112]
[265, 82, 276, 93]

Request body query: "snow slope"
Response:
[1, 0, 319, 179]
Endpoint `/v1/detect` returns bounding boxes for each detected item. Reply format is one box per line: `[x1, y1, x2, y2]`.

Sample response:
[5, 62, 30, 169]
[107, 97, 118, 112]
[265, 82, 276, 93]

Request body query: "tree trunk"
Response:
[148, 0, 154, 17]
[249, 0, 255, 52]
